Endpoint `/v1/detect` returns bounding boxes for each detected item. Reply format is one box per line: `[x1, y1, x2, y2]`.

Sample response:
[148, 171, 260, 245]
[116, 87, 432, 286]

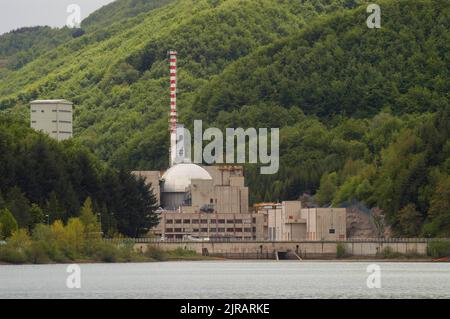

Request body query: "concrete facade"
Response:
[135, 240, 428, 259]
[134, 167, 346, 242]
[301, 208, 347, 240]
[153, 211, 264, 240]
[255, 202, 346, 241]
[30, 100, 73, 141]
[134, 165, 260, 240]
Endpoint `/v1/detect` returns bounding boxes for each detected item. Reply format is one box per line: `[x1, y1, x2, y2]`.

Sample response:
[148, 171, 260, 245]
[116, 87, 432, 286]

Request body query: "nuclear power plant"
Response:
[132, 51, 346, 241]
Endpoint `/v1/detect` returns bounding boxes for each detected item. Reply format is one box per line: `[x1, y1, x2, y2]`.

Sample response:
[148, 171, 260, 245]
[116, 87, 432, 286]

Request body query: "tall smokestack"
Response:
[168, 50, 177, 166]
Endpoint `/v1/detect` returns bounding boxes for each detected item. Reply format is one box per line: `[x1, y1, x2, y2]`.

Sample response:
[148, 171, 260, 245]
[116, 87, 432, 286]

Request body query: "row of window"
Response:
[31, 109, 72, 113]
[166, 234, 254, 240]
[31, 120, 72, 124]
[165, 227, 254, 233]
[51, 131, 72, 134]
[166, 218, 254, 224]
[52, 120, 72, 124]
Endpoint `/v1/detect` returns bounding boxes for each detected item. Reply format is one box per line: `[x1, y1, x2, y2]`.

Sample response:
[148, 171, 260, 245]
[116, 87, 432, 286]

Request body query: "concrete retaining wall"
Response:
[134, 241, 429, 259]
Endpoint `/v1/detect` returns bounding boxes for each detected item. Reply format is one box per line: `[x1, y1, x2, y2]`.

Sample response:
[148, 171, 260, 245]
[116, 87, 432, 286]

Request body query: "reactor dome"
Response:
[161, 163, 212, 193]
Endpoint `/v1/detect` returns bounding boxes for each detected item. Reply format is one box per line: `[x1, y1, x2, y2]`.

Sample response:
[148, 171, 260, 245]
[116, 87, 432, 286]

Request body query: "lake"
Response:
[0, 261, 449, 298]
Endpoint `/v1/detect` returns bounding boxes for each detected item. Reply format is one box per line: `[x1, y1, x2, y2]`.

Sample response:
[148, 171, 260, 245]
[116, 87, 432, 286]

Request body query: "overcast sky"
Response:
[0, 0, 116, 35]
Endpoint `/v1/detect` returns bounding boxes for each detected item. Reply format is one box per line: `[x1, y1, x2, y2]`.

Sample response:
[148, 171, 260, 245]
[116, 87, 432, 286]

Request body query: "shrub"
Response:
[336, 243, 347, 258]
[145, 246, 167, 261]
[427, 240, 450, 258]
[94, 242, 119, 262]
[117, 239, 137, 261]
[26, 241, 51, 264]
[378, 246, 402, 259]
[0, 245, 28, 263]
[168, 248, 198, 258]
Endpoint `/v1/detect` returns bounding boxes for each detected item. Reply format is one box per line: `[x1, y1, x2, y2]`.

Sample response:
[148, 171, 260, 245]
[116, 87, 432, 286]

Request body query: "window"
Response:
[31, 121, 36, 123]
[192, 219, 199, 224]
[210, 219, 216, 224]
[59, 110, 72, 113]
[200, 228, 208, 233]
[200, 219, 208, 224]
[183, 219, 190, 224]
[193, 228, 199, 233]
[166, 219, 173, 224]
[175, 219, 182, 224]
[210, 228, 217, 232]
[226, 228, 234, 232]
[165, 228, 173, 233]
[218, 228, 225, 233]
[31, 110, 36, 113]
[235, 219, 242, 224]
[174, 228, 182, 232]
[210, 198, 214, 203]
[218, 219, 225, 224]
[59, 120, 72, 124]
[226, 219, 234, 224]
[329, 229, 335, 234]
[252, 217, 256, 223]
[235, 228, 242, 233]
[41, 110, 45, 113]
[244, 228, 252, 233]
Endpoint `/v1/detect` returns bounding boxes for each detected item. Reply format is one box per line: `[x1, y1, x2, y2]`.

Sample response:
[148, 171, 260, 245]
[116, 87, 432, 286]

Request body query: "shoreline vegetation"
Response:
[0, 196, 204, 265]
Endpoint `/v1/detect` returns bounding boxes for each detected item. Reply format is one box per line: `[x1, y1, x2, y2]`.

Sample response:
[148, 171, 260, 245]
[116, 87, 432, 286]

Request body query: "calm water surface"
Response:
[0, 261, 449, 298]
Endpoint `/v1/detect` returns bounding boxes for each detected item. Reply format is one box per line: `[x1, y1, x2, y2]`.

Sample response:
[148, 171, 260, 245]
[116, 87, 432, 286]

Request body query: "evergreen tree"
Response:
[28, 204, 45, 230]
[6, 187, 30, 228]
[79, 197, 101, 236]
[0, 208, 19, 239]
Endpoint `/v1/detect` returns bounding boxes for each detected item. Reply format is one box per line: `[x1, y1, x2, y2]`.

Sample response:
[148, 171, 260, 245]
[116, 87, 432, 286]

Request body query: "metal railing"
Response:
[103, 237, 450, 244]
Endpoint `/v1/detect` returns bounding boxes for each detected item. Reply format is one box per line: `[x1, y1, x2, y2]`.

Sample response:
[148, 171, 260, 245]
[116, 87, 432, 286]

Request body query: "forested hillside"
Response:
[0, 0, 176, 73]
[193, 0, 448, 119]
[0, 0, 448, 237]
[0, 114, 158, 237]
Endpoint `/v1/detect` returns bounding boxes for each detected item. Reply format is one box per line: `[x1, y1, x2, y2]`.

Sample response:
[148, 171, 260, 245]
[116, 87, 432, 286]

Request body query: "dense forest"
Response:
[0, 0, 449, 237]
[0, 114, 159, 237]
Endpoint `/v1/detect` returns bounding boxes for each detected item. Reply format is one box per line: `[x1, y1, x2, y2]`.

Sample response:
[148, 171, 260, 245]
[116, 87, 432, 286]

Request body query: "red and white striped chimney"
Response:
[168, 50, 177, 166]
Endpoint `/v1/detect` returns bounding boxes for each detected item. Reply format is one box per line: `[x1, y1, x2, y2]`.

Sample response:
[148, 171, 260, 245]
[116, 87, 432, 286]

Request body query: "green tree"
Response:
[316, 172, 338, 206]
[79, 197, 101, 236]
[28, 204, 45, 230]
[0, 208, 19, 239]
[422, 176, 450, 237]
[6, 187, 30, 228]
[397, 203, 422, 237]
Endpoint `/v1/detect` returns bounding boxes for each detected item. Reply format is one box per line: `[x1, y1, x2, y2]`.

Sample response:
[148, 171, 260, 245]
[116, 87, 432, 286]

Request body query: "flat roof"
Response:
[30, 99, 73, 105]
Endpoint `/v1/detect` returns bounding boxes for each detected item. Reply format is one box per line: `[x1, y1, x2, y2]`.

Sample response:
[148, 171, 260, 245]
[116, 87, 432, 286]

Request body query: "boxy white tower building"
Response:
[30, 99, 73, 141]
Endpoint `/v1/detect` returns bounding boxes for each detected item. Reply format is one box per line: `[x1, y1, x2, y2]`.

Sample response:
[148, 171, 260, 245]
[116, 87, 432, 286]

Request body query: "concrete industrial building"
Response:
[30, 99, 73, 141]
[132, 51, 263, 240]
[133, 51, 345, 241]
[133, 165, 262, 240]
[255, 202, 347, 241]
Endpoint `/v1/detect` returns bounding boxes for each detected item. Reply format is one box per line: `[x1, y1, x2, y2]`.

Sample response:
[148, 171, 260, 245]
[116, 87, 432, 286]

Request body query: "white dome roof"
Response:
[161, 163, 212, 192]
